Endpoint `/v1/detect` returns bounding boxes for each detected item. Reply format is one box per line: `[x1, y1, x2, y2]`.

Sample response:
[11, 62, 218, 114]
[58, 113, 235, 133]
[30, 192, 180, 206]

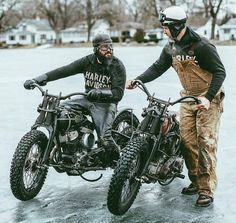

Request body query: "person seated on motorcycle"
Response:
[24, 33, 126, 165]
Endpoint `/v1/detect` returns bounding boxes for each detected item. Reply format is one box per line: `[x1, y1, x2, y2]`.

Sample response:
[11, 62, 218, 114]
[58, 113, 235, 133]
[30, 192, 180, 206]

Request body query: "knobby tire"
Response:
[10, 130, 48, 201]
[107, 139, 146, 215]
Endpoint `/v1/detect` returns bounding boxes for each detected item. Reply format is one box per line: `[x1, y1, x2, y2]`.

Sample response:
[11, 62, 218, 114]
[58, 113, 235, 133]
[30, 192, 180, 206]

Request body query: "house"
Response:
[90, 19, 110, 39]
[144, 28, 164, 42]
[60, 19, 110, 44]
[218, 18, 236, 41]
[60, 22, 88, 43]
[5, 18, 55, 45]
[109, 22, 144, 42]
[0, 33, 6, 43]
[108, 22, 144, 42]
[195, 19, 219, 39]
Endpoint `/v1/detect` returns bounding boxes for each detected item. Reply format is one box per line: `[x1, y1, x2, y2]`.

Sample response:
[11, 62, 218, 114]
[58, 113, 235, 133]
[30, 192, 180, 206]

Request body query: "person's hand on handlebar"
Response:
[24, 79, 36, 90]
[87, 88, 112, 102]
[126, 80, 139, 89]
[196, 96, 210, 110]
[24, 74, 48, 90]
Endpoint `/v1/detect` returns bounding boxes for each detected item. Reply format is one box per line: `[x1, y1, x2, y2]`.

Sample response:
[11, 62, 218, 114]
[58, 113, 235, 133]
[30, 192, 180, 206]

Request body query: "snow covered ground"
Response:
[0, 46, 235, 223]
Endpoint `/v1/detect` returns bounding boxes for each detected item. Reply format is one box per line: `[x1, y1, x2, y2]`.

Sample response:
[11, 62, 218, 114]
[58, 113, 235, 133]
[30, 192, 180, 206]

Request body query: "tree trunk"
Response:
[211, 17, 216, 40]
[55, 30, 61, 45]
[87, 25, 91, 42]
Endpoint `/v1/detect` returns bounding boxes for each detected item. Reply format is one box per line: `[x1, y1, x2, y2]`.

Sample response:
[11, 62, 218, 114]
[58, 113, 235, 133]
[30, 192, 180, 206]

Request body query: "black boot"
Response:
[101, 138, 120, 167]
[181, 183, 198, 195]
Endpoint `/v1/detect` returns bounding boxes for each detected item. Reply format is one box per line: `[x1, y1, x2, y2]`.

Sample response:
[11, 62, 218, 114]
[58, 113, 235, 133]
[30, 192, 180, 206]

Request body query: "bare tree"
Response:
[128, 0, 186, 28]
[56, 0, 79, 29]
[159, 0, 186, 8]
[202, 0, 223, 39]
[126, 0, 139, 22]
[85, 0, 97, 42]
[203, 0, 210, 17]
[16, 0, 38, 19]
[151, 0, 160, 17]
[168, 0, 176, 5]
[36, 0, 60, 44]
[210, 0, 223, 39]
[114, 0, 129, 42]
[97, 0, 120, 26]
[129, 0, 161, 28]
[36, 0, 79, 44]
[76, 0, 128, 42]
[0, 0, 19, 33]
[75, 0, 100, 42]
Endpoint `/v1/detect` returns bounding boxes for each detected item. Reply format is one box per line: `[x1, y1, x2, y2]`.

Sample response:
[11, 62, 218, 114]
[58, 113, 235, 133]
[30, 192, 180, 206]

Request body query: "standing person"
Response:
[24, 33, 126, 165]
[126, 6, 225, 207]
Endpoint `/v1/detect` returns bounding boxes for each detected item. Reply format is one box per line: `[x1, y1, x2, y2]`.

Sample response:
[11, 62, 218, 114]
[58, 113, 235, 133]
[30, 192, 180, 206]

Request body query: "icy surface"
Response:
[0, 46, 235, 223]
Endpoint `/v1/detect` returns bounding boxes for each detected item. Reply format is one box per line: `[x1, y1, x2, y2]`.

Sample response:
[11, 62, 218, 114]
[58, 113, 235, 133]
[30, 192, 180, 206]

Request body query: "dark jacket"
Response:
[44, 54, 126, 103]
[136, 27, 226, 102]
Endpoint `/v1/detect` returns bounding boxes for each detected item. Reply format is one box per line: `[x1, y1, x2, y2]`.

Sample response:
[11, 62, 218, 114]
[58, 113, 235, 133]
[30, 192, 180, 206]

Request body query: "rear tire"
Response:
[107, 139, 147, 215]
[10, 130, 48, 201]
[112, 111, 139, 149]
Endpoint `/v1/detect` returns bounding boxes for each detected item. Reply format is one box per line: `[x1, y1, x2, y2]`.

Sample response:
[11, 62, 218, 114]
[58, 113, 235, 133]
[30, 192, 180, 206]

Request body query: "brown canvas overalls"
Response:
[172, 46, 224, 198]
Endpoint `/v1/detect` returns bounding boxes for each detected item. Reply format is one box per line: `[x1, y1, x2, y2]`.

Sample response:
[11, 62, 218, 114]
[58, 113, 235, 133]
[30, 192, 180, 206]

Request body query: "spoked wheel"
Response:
[10, 130, 48, 201]
[120, 152, 141, 206]
[112, 111, 139, 149]
[107, 139, 147, 215]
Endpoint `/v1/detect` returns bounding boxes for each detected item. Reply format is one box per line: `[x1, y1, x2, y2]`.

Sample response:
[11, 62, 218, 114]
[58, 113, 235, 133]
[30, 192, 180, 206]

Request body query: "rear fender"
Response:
[116, 107, 134, 116]
[115, 107, 138, 127]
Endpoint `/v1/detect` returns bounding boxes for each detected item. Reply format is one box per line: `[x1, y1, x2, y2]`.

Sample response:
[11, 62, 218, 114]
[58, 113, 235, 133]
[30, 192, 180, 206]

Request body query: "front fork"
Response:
[31, 121, 58, 167]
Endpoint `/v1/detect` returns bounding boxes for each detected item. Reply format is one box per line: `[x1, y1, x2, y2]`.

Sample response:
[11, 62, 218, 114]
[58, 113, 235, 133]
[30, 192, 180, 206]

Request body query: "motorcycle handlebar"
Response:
[31, 83, 87, 99]
[133, 80, 201, 106]
[133, 80, 152, 98]
[170, 96, 201, 105]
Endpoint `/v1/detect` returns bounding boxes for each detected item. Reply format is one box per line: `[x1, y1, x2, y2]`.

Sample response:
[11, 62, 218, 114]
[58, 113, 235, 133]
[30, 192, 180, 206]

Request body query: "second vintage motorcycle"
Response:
[107, 80, 200, 215]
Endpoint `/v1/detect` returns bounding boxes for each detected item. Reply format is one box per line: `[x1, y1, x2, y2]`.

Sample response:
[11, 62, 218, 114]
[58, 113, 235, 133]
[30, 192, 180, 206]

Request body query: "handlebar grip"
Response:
[29, 84, 36, 90]
[133, 79, 142, 85]
[131, 80, 139, 88]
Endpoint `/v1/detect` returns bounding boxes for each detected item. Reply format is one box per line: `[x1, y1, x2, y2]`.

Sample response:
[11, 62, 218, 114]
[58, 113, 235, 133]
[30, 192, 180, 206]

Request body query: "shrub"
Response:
[133, 29, 145, 43]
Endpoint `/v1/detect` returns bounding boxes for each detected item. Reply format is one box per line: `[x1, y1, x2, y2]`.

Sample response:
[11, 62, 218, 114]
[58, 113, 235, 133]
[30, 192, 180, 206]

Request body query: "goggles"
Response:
[98, 43, 113, 51]
[159, 13, 186, 26]
[159, 13, 166, 24]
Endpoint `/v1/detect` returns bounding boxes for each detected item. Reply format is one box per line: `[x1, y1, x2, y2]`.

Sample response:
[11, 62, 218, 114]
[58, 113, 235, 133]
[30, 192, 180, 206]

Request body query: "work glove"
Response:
[24, 79, 36, 89]
[87, 88, 112, 102]
[23, 74, 48, 90]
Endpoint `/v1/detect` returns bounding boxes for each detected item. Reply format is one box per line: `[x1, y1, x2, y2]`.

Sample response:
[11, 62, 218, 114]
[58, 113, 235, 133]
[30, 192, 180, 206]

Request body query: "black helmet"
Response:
[159, 6, 187, 39]
[92, 33, 112, 48]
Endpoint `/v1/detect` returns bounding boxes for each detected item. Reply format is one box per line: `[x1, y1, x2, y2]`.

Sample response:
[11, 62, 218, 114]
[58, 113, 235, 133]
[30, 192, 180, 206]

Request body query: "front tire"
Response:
[10, 130, 48, 201]
[107, 139, 146, 215]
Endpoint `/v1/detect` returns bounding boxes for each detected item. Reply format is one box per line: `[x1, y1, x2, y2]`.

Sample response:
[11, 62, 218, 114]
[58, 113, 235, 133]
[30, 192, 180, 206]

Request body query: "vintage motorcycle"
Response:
[107, 80, 200, 215]
[10, 83, 139, 201]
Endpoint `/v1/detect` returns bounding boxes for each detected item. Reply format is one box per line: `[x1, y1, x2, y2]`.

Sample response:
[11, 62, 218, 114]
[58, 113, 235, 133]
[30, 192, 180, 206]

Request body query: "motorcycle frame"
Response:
[139, 101, 180, 180]
[29, 84, 137, 168]
[130, 80, 200, 182]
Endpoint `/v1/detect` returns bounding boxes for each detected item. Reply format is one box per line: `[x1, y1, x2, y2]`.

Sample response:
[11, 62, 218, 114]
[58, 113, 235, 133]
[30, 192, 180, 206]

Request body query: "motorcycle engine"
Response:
[147, 156, 183, 179]
[58, 110, 95, 163]
[147, 132, 183, 181]
[59, 128, 95, 151]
